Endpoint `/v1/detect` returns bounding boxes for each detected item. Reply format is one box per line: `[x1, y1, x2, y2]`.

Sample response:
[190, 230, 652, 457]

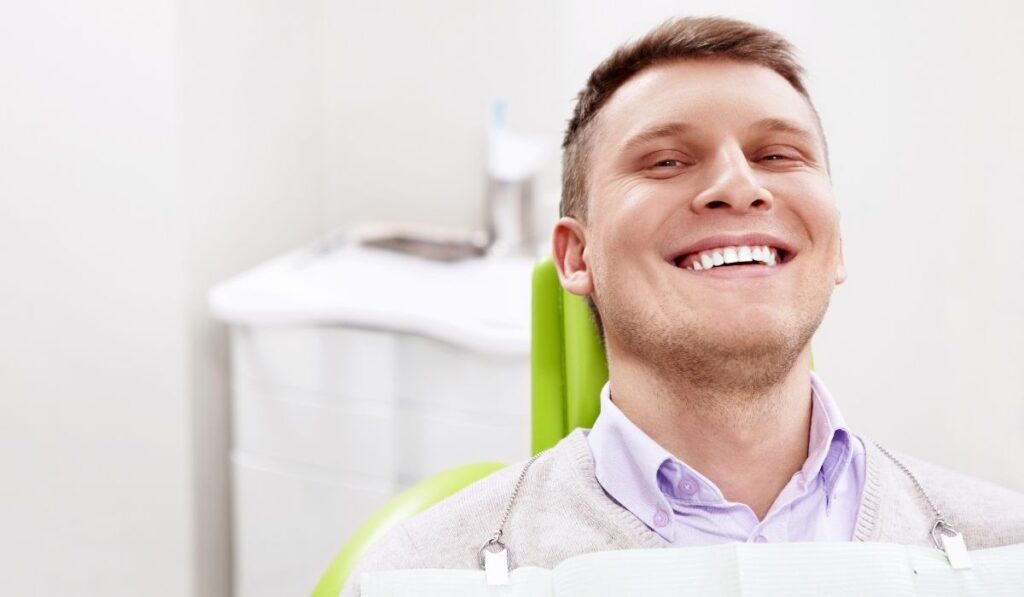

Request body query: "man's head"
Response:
[553, 16, 846, 393]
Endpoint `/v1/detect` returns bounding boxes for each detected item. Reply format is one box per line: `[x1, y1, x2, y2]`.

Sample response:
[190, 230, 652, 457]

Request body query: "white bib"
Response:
[361, 542, 1024, 597]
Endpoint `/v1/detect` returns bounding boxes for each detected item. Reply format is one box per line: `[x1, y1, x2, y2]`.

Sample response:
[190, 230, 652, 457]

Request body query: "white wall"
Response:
[797, 1, 1024, 493]
[177, 0, 328, 594]
[323, 0, 566, 236]
[1, 1, 328, 595]
[0, 2, 191, 595]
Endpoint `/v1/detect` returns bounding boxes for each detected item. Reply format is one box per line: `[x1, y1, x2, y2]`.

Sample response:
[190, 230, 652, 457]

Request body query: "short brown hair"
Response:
[561, 15, 821, 221]
[560, 16, 824, 341]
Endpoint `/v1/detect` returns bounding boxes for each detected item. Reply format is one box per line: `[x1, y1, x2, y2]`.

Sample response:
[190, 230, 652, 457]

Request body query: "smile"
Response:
[668, 234, 797, 276]
[675, 245, 786, 271]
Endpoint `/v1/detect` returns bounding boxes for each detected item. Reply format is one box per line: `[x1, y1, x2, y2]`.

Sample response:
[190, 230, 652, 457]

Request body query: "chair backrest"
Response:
[530, 258, 608, 454]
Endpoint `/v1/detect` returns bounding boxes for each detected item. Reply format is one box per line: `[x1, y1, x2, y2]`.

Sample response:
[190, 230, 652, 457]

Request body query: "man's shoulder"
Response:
[872, 442, 1024, 549]
[338, 459, 525, 597]
[340, 431, 603, 596]
[900, 450, 1024, 540]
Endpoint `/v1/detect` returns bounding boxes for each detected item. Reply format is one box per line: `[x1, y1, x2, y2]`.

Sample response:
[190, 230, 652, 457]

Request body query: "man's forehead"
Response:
[593, 58, 819, 143]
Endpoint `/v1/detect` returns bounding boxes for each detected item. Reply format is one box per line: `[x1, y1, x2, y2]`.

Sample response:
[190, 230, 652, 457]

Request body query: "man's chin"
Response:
[672, 333, 807, 393]
[611, 316, 813, 390]
[686, 332, 802, 366]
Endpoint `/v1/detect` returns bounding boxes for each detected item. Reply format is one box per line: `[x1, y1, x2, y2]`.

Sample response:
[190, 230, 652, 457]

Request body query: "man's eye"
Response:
[643, 153, 691, 176]
[758, 151, 802, 163]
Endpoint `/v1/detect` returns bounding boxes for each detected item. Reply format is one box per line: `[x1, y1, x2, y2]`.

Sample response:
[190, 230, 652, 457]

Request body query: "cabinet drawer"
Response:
[231, 325, 397, 400]
[396, 334, 530, 416]
[232, 452, 393, 597]
[395, 407, 530, 484]
[232, 377, 396, 475]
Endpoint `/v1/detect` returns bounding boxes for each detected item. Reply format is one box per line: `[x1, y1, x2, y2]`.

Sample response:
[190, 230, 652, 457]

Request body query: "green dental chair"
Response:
[310, 258, 608, 596]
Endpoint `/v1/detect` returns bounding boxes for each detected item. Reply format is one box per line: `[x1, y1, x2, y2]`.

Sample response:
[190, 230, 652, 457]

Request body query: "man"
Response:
[341, 15, 1024, 596]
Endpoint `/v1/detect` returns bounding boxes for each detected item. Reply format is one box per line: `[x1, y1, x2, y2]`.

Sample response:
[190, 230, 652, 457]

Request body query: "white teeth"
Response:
[683, 244, 784, 272]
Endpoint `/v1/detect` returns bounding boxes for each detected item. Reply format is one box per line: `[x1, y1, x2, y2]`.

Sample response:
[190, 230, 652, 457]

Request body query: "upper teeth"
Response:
[681, 245, 779, 271]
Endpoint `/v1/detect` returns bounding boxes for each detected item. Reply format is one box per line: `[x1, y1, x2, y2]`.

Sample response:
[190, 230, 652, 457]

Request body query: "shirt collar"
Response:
[588, 371, 854, 542]
[802, 372, 854, 497]
[590, 382, 678, 541]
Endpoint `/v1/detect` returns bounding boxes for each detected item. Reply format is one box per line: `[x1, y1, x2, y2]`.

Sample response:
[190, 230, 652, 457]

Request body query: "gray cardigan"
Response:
[341, 429, 1024, 597]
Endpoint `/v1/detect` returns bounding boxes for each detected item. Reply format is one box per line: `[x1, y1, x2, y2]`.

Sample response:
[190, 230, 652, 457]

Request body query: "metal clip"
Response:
[476, 453, 542, 585]
[478, 535, 510, 585]
[874, 442, 973, 571]
[931, 520, 973, 570]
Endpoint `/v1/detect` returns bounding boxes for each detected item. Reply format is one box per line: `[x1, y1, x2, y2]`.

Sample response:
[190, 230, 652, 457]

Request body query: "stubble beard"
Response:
[604, 291, 831, 419]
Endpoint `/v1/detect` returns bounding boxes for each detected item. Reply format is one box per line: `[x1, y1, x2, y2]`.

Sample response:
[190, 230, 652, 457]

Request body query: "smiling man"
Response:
[340, 16, 1024, 596]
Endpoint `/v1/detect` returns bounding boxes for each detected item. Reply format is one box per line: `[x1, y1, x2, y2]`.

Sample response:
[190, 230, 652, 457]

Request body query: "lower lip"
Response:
[679, 261, 787, 278]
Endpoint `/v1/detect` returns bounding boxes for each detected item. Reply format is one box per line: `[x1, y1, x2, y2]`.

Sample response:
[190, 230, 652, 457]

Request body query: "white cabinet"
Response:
[211, 246, 533, 597]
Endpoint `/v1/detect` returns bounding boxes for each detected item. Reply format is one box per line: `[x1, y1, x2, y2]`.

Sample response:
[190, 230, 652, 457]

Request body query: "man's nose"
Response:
[690, 147, 773, 213]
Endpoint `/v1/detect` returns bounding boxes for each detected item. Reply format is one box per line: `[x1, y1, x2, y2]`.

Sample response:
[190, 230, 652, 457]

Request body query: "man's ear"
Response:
[835, 236, 848, 285]
[552, 217, 593, 296]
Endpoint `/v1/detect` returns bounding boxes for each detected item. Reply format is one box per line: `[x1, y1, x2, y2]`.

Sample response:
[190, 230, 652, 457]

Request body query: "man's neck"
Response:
[607, 347, 814, 521]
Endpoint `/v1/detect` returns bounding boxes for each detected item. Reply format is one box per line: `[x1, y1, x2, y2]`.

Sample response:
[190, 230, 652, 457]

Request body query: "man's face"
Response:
[556, 58, 845, 382]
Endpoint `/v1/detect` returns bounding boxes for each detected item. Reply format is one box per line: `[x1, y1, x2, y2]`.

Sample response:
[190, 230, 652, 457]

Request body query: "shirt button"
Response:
[753, 535, 768, 543]
[653, 508, 670, 527]
[677, 475, 699, 497]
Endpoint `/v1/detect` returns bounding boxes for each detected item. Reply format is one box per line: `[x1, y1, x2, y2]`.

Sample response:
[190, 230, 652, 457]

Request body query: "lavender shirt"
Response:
[587, 372, 866, 545]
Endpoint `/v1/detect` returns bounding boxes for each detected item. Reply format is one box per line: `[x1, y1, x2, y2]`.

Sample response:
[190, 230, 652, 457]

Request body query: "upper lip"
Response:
[668, 233, 797, 263]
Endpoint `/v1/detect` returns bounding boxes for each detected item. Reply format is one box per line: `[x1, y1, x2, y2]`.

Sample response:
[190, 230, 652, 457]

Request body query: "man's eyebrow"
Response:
[618, 118, 816, 153]
[619, 122, 694, 152]
[750, 117, 815, 140]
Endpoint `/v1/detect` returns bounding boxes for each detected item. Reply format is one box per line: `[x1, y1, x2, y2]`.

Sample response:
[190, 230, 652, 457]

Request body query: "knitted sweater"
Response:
[340, 429, 1024, 597]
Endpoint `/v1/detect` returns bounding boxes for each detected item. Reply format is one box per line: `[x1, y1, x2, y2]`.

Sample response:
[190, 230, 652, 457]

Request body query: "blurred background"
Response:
[1, 0, 1022, 596]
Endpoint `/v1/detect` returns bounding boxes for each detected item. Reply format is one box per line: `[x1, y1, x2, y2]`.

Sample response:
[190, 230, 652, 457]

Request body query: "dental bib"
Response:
[360, 541, 1024, 597]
